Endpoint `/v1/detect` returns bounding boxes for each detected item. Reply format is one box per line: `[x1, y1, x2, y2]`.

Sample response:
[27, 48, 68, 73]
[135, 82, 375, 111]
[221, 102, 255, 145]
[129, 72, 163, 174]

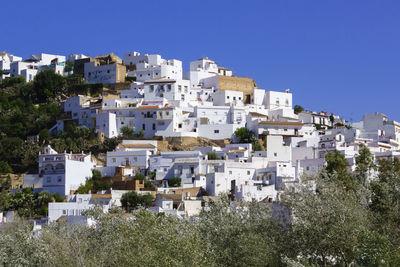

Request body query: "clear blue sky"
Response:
[2, 0, 400, 122]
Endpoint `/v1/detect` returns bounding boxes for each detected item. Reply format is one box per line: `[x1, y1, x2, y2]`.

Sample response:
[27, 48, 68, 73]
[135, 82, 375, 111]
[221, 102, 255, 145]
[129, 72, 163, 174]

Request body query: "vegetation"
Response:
[294, 104, 304, 114]
[64, 60, 74, 73]
[167, 177, 181, 187]
[120, 126, 145, 139]
[76, 169, 110, 194]
[206, 151, 220, 160]
[132, 173, 146, 181]
[330, 113, 335, 123]
[234, 127, 263, 151]
[120, 191, 154, 211]
[1, 188, 63, 218]
[0, 73, 118, 174]
[5, 165, 400, 267]
[234, 127, 252, 143]
[120, 126, 135, 139]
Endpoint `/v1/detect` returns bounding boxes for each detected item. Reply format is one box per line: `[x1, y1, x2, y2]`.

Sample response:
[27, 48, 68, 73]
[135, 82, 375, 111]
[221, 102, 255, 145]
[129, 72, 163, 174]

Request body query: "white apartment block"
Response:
[48, 190, 128, 222]
[0, 52, 22, 79]
[38, 146, 94, 197]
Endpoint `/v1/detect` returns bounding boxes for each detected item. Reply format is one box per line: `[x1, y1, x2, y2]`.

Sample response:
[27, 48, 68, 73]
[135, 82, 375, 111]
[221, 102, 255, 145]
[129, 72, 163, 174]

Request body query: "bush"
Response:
[167, 177, 181, 187]
[120, 126, 135, 139]
[234, 127, 252, 143]
[294, 105, 304, 114]
[133, 173, 146, 181]
[121, 191, 154, 211]
[207, 151, 220, 160]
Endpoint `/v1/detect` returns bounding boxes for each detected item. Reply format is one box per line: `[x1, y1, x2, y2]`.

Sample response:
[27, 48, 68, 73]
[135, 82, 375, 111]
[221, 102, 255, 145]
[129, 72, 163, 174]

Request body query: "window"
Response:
[190, 166, 194, 174]
[57, 176, 62, 182]
[107, 70, 110, 73]
[166, 111, 169, 115]
[112, 158, 116, 163]
[274, 153, 277, 157]
[62, 210, 67, 215]
[152, 123, 156, 130]
[229, 171, 232, 175]
[214, 130, 219, 133]
[47, 177, 51, 183]
[247, 171, 250, 175]
[227, 96, 230, 99]
[233, 97, 236, 100]
[142, 124, 145, 130]
[133, 157, 137, 162]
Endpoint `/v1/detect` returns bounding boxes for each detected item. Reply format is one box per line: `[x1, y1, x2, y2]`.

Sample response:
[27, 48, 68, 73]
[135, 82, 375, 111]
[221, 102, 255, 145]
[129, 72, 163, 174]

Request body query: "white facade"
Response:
[84, 62, 123, 84]
[265, 90, 293, 110]
[0, 52, 22, 79]
[48, 190, 128, 222]
[39, 146, 94, 197]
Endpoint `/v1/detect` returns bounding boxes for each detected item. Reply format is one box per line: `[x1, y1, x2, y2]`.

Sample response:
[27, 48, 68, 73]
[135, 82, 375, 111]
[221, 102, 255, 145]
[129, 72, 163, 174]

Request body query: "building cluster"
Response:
[2, 50, 400, 224]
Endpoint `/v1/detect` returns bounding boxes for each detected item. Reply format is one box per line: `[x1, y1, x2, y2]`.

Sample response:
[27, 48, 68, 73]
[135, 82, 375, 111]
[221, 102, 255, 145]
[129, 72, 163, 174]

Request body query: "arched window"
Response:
[45, 164, 53, 170]
[55, 163, 65, 170]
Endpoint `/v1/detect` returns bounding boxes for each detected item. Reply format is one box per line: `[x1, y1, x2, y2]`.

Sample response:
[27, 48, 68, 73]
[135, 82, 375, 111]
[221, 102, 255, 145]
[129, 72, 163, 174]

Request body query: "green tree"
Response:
[325, 150, 358, 191]
[370, 157, 400, 244]
[39, 128, 51, 145]
[355, 143, 376, 185]
[8, 188, 37, 219]
[76, 169, 109, 194]
[0, 161, 12, 174]
[234, 127, 252, 143]
[144, 181, 154, 189]
[167, 177, 181, 187]
[32, 70, 65, 103]
[121, 191, 154, 211]
[207, 151, 219, 160]
[136, 128, 145, 138]
[64, 60, 74, 73]
[133, 173, 146, 181]
[294, 105, 304, 114]
[198, 196, 282, 266]
[281, 176, 369, 266]
[329, 113, 335, 123]
[120, 126, 135, 139]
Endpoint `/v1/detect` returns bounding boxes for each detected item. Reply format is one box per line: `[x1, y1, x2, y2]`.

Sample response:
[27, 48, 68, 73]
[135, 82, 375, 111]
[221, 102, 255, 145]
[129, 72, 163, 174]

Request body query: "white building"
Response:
[39, 146, 94, 197]
[48, 190, 128, 222]
[0, 52, 22, 79]
[84, 61, 125, 84]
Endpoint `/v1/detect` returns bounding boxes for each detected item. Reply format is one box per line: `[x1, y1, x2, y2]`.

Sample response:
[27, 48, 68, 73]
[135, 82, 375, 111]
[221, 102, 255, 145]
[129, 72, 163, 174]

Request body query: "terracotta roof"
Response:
[229, 149, 246, 153]
[250, 112, 268, 118]
[259, 121, 303, 126]
[138, 105, 158, 109]
[118, 144, 156, 149]
[91, 194, 112, 198]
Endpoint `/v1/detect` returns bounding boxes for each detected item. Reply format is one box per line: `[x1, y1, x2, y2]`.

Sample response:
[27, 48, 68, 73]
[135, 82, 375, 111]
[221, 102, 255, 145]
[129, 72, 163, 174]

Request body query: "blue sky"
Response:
[2, 0, 400, 122]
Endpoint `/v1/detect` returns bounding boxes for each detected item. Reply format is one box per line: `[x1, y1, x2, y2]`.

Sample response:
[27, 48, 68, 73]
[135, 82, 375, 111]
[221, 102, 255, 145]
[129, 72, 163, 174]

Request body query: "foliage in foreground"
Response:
[2, 143, 400, 266]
